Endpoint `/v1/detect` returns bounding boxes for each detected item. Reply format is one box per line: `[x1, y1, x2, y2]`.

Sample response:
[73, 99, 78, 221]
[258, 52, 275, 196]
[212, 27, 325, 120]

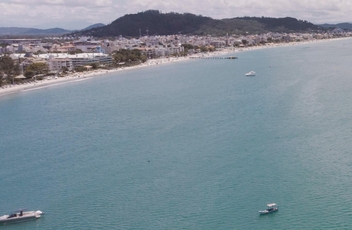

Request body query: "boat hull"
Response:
[0, 210, 43, 224]
[258, 208, 278, 215]
[245, 72, 256, 76]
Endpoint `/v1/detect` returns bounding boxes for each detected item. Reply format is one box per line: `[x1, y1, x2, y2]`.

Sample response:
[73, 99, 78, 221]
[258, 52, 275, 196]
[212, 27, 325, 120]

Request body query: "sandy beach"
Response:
[0, 37, 350, 98]
[0, 55, 195, 97]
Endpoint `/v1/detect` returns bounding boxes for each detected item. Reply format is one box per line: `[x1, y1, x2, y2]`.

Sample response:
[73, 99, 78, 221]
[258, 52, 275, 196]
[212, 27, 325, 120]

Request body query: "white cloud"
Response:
[11, 0, 113, 7]
[1, 0, 352, 29]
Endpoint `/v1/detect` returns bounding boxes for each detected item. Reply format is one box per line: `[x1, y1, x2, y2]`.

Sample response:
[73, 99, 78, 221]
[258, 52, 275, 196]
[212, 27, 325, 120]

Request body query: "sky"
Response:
[1, 0, 352, 30]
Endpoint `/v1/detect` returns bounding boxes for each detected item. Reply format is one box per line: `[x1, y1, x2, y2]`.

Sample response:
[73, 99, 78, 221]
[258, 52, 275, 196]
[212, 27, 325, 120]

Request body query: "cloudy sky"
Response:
[1, 0, 351, 30]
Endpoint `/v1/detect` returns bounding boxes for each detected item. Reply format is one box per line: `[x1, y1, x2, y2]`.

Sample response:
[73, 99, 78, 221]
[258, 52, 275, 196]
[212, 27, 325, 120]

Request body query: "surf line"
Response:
[22, 78, 91, 92]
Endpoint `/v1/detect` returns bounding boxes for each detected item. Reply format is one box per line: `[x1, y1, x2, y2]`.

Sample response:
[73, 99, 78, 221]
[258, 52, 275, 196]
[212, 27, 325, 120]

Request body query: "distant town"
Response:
[0, 28, 351, 87]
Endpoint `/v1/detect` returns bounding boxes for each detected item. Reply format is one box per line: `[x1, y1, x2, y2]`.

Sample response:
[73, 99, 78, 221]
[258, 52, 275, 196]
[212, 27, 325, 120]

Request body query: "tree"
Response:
[182, 44, 194, 49]
[112, 49, 147, 66]
[69, 49, 83, 55]
[241, 39, 249, 46]
[0, 43, 9, 48]
[90, 63, 98, 69]
[74, 66, 86, 72]
[0, 70, 4, 87]
[24, 70, 35, 78]
[0, 55, 20, 85]
[24, 62, 49, 78]
[34, 50, 45, 55]
[200, 46, 208, 52]
[61, 66, 69, 74]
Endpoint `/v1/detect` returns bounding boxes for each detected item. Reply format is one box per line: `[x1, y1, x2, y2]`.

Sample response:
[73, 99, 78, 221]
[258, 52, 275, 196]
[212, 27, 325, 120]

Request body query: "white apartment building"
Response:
[40, 53, 112, 67]
[48, 57, 73, 72]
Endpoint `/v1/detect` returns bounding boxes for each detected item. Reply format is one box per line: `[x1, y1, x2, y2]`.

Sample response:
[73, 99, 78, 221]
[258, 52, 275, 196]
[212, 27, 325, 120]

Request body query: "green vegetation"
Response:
[61, 66, 69, 74]
[0, 55, 20, 86]
[181, 44, 193, 55]
[69, 49, 83, 55]
[74, 66, 86, 72]
[199, 46, 215, 52]
[34, 50, 45, 55]
[0, 43, 9, 48]
[90, 63, 99, 69]
[75, 10, 323, 37]
[73, 62, 104, 73]
[24, 62, 49, 78]
[182, 44, 194, 50]
[181, 44, 215, 54]
[112, 49, 147, 66]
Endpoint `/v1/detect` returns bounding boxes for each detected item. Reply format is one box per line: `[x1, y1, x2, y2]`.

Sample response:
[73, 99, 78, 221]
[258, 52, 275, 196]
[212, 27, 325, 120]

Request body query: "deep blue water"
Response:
[1, 38, 352, 229]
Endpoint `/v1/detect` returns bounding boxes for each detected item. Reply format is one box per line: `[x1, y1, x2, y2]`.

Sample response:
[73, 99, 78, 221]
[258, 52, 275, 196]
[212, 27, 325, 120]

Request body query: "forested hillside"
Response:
[75, 10, 324, 37]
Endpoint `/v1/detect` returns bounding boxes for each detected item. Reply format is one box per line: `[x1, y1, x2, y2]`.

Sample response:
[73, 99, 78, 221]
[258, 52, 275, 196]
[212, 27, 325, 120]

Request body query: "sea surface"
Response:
[1, 38, 352, 229]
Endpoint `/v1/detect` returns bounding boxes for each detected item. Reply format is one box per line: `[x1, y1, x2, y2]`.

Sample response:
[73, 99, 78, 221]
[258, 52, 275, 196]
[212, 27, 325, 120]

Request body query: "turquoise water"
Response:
[1, 39, 352, 229]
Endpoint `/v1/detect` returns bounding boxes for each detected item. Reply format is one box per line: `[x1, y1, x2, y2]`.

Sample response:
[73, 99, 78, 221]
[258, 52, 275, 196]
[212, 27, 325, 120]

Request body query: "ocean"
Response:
[1, 38, 352, 229]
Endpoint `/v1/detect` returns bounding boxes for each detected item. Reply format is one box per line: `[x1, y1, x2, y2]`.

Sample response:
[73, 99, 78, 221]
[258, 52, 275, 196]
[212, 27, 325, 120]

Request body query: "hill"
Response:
[75, 10, 323, 37]
[81, 23, 105, 31]
[0, 27, 71, 36]
[0, 23, 105, 37]
[0, 27, 36, 35]
[23, 27, 71, 35]
[319, 23, 352, 30]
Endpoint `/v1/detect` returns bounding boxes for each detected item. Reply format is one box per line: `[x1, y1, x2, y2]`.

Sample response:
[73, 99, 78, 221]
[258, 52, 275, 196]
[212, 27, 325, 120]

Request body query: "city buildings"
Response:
[1, 31, 351, 74]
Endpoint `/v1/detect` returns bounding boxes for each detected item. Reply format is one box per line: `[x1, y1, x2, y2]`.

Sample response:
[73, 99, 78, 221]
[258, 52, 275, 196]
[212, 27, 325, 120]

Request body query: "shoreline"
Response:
[0, 37, 350, 98]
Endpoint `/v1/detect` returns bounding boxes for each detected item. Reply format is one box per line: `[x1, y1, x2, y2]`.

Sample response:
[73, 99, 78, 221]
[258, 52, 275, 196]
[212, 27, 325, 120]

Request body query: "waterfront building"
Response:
[48, 57, 73, 72]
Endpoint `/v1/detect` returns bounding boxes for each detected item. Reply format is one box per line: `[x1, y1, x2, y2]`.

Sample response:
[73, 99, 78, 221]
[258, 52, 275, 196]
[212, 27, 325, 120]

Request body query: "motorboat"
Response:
[245, 71, 256, 76]
[0, 209, 44, 224]
[258, 203, 278, 215]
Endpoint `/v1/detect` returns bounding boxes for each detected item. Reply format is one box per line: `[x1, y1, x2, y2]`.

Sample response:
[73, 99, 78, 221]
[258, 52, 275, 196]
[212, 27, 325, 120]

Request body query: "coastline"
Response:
[0, 37, 350, 98]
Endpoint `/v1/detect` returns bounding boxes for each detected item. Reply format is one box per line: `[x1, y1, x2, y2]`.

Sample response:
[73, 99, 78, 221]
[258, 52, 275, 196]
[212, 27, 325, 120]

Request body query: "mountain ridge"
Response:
[0, 23, 105, 36]
[74, 10, 325, 37]
[2, 11, 349, 37]
[319, 23, 352, 30]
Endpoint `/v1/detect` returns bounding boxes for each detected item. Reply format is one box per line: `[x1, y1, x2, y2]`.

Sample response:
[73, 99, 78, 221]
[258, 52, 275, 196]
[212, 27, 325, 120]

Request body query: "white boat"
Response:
[0, 209, 44, 224]
[245, 71, 256, 76]
[258, 203, 278, 215]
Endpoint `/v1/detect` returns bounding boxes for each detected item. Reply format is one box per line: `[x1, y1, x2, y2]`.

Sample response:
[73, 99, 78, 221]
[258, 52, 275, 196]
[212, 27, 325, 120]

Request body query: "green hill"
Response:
[75, 10, 323, 37]
[319, 23, 352, 30]
[24, 27, 71, 35]
[0, 27, 71, 36]
[81, 23, 105, 31]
